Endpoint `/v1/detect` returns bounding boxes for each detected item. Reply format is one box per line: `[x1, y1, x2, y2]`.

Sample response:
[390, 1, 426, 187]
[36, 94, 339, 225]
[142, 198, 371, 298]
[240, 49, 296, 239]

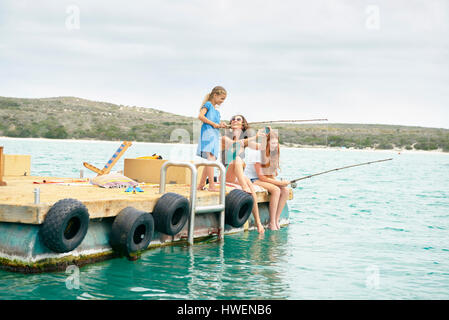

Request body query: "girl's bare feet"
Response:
[197, 185, 206, 191]
[256, 223, 265, 234]
[267, 222, 278, 230]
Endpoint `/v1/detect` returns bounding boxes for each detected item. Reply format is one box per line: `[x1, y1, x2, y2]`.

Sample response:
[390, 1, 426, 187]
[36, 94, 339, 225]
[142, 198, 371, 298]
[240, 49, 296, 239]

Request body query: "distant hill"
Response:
[1, 96, 448, 152]
[0, 96, 196, 142]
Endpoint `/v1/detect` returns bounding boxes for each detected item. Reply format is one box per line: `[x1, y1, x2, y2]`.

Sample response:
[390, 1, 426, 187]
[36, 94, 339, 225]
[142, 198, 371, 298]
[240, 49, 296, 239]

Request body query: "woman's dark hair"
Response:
[227, 114, 253, 141]
[230, 114, 249, 131]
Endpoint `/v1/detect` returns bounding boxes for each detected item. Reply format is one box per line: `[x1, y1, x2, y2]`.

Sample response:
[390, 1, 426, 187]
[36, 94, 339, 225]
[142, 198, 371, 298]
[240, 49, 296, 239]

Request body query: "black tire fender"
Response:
[40, 198, 90, 253]
[109, 207, 154, 256]
[152, 193, 189, 236]
[225, 189, 254, 228]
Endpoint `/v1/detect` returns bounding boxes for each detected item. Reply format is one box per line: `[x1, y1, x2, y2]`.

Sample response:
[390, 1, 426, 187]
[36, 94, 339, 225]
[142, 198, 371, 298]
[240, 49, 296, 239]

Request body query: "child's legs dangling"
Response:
[276, 186, 290, 228]
[245, 177, 264, 233]
[254, 180, 280, 230]
[233, 157, 251, 193]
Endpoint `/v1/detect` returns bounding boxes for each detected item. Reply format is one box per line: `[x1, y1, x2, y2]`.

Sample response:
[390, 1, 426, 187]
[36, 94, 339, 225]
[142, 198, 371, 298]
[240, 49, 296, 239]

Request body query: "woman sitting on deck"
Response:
[244, 129, 290, 230]
[221, 115, 266, 233]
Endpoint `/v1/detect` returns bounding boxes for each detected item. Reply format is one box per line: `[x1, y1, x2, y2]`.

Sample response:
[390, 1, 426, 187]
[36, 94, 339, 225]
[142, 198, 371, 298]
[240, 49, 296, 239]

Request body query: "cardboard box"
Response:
[124, 158, 205, 184]
[0, 147, 5, 185]
[3, 154, 31, 176]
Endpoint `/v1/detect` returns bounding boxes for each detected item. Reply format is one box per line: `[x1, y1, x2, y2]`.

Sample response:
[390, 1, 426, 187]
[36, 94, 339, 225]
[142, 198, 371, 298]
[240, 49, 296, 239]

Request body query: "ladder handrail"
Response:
[159, 160, 226, 245]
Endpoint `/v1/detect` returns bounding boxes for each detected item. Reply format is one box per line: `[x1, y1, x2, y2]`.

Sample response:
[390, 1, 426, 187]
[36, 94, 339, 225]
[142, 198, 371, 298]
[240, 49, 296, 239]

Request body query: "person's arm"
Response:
[240, 129, 266, 149]
[255, 163, 289, 187]
[221, 135, 234, 149]
[198, 107, 220, 128]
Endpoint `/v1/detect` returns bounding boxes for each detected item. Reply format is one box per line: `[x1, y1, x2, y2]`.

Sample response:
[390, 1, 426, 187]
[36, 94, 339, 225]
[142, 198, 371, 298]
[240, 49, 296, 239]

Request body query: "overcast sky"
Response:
[1, 0, 448, 128]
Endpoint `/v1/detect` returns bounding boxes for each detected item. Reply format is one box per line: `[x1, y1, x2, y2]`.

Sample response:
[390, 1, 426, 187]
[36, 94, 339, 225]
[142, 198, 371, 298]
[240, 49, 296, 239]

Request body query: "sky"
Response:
[1, 0, 448, 128]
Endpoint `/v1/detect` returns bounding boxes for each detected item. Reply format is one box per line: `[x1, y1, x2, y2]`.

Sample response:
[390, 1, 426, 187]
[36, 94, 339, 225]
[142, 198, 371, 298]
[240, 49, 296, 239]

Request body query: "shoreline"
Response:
[1, 136, 447, 155]
[280, 143, 448, 155]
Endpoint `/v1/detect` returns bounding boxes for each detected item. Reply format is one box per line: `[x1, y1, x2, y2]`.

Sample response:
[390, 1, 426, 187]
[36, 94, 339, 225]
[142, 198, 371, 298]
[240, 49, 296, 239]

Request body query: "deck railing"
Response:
[159, 160, 226, 245]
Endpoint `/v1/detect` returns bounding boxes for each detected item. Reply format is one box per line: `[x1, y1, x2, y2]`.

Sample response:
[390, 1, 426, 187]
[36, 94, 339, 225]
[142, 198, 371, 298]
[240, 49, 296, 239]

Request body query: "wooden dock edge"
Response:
[0, 186, 293, 225]
[0, 147, 6, 186]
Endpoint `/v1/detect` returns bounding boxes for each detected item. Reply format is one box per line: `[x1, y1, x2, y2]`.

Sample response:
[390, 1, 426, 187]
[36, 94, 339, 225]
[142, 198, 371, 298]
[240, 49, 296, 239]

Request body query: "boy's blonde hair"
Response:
[201, 86, 227, 108]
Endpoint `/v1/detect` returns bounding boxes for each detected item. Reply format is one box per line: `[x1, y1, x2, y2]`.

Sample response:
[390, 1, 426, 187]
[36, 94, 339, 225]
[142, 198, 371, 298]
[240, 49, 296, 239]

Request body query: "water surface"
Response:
[1, 137, 448, 299]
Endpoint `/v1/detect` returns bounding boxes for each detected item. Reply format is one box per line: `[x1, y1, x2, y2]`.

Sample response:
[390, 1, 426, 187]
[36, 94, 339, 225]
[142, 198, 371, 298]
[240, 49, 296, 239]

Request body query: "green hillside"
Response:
[0, 96, 195, 142]
[1, 96, 448, 152]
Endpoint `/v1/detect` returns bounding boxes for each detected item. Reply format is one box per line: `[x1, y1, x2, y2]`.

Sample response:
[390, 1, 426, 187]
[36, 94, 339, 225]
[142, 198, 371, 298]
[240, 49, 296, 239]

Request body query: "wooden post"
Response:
[0, 146, 6, 186]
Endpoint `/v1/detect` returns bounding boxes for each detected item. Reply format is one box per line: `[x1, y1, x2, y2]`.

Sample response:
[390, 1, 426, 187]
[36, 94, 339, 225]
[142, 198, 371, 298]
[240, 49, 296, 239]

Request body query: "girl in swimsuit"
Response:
[244, 129, 289, 230]
[221, 115, 266, 233]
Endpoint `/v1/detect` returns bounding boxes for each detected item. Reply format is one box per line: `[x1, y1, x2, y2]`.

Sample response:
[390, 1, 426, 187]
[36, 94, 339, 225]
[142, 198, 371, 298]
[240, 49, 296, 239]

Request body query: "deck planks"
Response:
[0, 176, 293, 224]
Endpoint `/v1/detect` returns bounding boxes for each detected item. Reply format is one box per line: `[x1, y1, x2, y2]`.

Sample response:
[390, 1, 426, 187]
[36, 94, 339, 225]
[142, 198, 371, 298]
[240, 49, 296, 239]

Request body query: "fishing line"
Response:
[224, 118, 328, 129]
[289, 158, 393, 188]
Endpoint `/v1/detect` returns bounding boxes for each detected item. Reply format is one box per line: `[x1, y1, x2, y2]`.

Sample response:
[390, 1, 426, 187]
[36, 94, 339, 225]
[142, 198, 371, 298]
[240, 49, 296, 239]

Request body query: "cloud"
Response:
[0, 0, 448, 128]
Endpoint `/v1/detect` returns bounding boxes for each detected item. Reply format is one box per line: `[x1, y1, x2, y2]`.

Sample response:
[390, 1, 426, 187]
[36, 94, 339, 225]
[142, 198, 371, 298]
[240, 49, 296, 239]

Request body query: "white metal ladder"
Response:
[159, 160, 226, 245]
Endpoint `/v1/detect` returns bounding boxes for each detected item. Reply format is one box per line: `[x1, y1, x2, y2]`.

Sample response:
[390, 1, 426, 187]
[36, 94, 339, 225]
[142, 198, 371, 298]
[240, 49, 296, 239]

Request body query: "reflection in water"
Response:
[0, 229, 293, 300]
[112, 230, 291, 299]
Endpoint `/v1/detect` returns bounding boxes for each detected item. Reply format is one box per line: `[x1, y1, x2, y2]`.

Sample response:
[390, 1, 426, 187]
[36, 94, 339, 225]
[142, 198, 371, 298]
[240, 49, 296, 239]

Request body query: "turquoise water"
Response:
[1, 137, 449, 299]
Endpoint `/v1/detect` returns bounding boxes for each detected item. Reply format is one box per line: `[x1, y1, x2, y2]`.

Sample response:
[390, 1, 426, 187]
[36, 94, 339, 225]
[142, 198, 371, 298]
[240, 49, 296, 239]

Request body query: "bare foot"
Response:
[267, 223, 278, 230]
[242, 185, 252, 193]
[256, 223, 265, 234]
[197, 185, 206, 191]
[207, 187, 221, 192]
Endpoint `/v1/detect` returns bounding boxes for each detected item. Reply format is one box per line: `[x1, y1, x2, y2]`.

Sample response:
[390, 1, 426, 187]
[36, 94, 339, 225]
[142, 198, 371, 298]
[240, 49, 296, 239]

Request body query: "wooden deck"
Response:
[0, 176, 292, 225]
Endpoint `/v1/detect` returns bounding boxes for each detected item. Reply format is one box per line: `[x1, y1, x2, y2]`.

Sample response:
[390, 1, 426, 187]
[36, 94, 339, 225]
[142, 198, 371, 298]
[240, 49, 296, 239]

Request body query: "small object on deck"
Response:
[83, 162, 103, 175]
[33, 179, 89, 184]
[83, 141, 132, 176]
[136, 153, 163, 160]
[124, 186, 145, 193]
[90, 172, 138, 189]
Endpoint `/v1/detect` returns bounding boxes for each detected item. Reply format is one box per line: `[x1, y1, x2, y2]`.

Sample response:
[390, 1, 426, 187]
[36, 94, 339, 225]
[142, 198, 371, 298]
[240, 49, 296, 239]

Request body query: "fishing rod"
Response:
[224, 118, 328, 129]
[289, 158, 393, 188]
[248, 119, 328, 125]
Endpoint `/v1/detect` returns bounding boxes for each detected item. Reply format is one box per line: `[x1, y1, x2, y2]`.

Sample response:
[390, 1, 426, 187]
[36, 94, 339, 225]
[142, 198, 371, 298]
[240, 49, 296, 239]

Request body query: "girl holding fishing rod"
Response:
[221, 114, 267, 233]
[244, 128, 290, 230]
[196, 86, 228, 192]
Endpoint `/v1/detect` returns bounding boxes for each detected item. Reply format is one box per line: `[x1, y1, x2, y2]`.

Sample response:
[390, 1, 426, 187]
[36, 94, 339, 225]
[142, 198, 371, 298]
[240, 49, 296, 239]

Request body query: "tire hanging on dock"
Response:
[225, 189, 253, 228]
[109, 207, 154, 257]
[39, 198, 90, 253]
[152, 192, 190, 236]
